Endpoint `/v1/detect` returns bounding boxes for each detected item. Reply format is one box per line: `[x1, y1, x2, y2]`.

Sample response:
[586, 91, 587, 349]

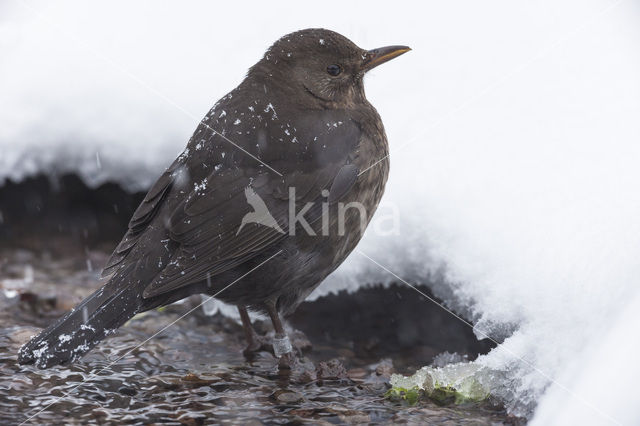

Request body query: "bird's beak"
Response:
[362, 45, 411, 71]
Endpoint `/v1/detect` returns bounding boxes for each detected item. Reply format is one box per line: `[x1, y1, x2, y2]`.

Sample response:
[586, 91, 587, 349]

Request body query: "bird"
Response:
[18, 28, 410, 369]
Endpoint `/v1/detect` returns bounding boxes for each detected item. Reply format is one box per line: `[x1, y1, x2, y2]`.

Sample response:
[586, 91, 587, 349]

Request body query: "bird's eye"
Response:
[326, 64, 342, 76]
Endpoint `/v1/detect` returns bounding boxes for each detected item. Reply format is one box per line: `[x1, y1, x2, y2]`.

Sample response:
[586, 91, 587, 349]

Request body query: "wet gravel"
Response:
[0, 248, 517, 425]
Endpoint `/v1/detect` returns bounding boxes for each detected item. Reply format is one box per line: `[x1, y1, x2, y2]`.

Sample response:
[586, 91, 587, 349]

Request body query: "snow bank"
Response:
[2, 0, 640, 422]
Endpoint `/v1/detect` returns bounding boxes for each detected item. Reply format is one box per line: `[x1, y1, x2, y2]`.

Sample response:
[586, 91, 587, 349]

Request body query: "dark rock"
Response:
[270, 389, 304, 404]
[118, 386, 137, 396]
[316, 358, 348, 380]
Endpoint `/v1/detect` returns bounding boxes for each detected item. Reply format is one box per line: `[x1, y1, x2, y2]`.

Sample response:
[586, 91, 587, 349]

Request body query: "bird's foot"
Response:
[242, 328, 311, 358]
[242, 333, 273, 357]
[273, 334, 298, 370]
[277, 352, 298, 370]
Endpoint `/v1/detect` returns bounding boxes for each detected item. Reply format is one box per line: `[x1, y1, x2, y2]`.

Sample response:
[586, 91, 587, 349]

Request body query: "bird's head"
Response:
[248, 28, 410, 107]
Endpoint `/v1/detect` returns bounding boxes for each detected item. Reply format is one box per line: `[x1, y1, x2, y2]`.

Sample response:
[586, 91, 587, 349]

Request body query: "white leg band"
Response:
[272, 335, 293, 357]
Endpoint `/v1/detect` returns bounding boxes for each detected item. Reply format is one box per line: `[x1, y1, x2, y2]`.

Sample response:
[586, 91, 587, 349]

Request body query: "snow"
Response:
[31, 342, 48, 361]
[531, 291, 640, 425]
[264, 103, 278, 120]
[1, 0, 640, 422]
[58, 334, 72, 343]
[193, 178, 207, 193]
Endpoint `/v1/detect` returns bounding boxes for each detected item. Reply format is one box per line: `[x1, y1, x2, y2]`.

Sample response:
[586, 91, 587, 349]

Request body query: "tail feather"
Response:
[18, 265, 150, 368]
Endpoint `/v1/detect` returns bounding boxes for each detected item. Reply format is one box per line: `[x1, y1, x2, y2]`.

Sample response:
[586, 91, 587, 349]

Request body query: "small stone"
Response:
[181, 372, 219, 386]
[118, 386, 137, 396]
[183, 373, 200, 381]
[294, 357, 317, 383]
[374, 359, 394, 378]
[316, 359, 348, 380]
[270, 389, 304, 403]
[326, 407, 370, 424]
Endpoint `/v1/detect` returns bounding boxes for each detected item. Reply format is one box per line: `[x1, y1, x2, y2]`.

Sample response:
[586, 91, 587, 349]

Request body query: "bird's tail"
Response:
[18, 264, 159, 368]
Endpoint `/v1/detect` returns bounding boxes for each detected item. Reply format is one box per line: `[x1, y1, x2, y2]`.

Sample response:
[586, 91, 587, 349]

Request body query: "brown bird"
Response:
[18, 28, 410, 368]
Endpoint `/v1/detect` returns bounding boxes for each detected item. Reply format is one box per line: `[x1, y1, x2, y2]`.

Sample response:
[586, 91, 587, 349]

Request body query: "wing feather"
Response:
[103, 100, 363, 298]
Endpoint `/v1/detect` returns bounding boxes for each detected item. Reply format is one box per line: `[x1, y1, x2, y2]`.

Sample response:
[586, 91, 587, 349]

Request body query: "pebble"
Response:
[316, 358, 348, 380]
[270, 389, 304, 404]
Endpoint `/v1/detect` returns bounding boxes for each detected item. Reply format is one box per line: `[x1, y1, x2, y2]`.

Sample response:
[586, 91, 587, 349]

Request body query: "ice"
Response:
[432, 351, 468, 368]
[1, 1, 640, 422]
[390, 362, 490, 402]
[3, 289, 18, 299]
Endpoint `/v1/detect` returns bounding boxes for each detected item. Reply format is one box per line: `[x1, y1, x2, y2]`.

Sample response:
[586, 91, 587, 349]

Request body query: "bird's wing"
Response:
[102, 158, 181, 276]
[141, 161, 347, 298]
[138, 109, 363, 298]
[328, 164, 358, 204]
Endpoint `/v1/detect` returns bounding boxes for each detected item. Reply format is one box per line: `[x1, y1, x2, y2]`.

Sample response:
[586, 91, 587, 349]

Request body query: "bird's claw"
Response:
[277, 352, 297, 370]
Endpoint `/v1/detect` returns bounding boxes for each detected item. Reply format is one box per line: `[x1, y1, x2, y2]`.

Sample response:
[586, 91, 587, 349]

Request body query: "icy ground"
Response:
[0, 248, 512, 424]
[2, 1, 640, 423]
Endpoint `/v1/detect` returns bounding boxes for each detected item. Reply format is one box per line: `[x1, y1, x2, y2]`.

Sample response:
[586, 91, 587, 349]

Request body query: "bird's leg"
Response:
[265, 300, 296, 369]
[237, 305, 271, 356]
